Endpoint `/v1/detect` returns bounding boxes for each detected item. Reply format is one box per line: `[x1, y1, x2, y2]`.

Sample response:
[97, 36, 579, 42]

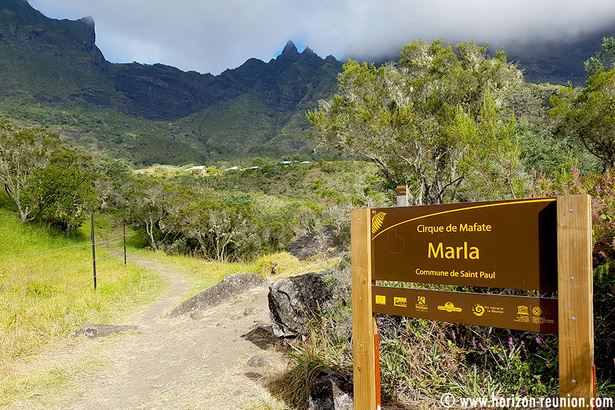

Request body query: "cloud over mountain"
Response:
[27, 0, 615, 75]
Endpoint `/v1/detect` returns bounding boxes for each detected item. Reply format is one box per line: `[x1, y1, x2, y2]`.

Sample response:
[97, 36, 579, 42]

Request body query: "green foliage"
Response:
[549, 38, 615, 169]
[550, 70, 615, 169]
[109, 160, 389, 262]
[29, 149, 97, 235]
[452, 93, 526, 200]
[308, 40, 524, 204]
[0, 120, 97, 234]
[531, 167, 615, 390]
[584, 37, 615, 78]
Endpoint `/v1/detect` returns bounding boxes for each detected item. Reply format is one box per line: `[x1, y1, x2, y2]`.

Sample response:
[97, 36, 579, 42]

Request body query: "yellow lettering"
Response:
[445, 246, 455, 259]
[469, 246, 480, 259]
[459, 223, 492, 232]
[427, 242, 480, 260]
[428, 242, 443, 258]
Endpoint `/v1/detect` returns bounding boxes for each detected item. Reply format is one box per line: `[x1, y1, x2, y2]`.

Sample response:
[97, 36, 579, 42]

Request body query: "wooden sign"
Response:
[371, 198, 558, 290]
[351, 195, 595, 410]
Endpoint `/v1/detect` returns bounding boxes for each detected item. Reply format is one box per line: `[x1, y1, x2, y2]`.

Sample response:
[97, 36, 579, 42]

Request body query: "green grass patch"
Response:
[0, 209, 167, 404]
[128, 247, 340, 301]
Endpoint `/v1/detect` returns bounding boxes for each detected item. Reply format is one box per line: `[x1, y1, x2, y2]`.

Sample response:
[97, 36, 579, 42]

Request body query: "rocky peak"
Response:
[280, 40, 299, 56]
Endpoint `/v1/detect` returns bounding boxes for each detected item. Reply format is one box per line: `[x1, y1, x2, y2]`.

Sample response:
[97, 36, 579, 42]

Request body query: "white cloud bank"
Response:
[27, 0, 615, 75]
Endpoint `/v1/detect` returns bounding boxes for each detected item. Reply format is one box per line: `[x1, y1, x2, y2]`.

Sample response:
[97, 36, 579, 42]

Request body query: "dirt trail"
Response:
[21, 256, 288, 409]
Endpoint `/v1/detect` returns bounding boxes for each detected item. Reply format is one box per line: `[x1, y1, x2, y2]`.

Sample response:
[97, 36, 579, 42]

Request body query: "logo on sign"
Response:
[438, 302, 462, 313]
[473, 304, 486, 317]
[394, 297, 407, 307]
[372, 211, 387, 235]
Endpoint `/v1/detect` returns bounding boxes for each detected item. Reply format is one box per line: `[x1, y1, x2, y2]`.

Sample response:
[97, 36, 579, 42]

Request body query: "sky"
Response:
[26, 0, 615, 76]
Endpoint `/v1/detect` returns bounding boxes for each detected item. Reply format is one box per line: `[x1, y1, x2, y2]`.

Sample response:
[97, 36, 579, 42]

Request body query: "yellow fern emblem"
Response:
[372, 211, 387, 235]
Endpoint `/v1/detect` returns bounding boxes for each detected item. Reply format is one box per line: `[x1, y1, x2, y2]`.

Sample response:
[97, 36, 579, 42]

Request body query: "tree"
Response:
[0, 121, 61, 222]
[122, 177, 169, 250]
[584, 37, 615, 78]
[29, 149, 97, 236]
[550, 37, 615, 170]
[307, 40, 524, 204]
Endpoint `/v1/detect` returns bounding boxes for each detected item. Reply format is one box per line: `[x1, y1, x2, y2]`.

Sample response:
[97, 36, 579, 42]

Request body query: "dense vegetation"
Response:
[1, 20, 615, 405]
[294, 39, 615, 405]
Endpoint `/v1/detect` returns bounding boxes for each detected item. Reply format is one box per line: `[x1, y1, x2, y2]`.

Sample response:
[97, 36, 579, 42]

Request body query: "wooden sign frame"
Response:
[351, 195, 594, 410]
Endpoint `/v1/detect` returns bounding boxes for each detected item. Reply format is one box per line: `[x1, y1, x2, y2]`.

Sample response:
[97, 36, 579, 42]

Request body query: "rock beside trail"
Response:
[308, 369, 354, 410]
[268, 272, 332, 338]
[71, 324, 139, 338]
[167, 272, 268, 318]
[287, 225, 342, 260]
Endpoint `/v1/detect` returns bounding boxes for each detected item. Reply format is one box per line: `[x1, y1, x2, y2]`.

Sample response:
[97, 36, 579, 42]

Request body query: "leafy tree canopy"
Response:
[307, 40, 525, 204]
[550, 37, 615, 170]
[0, 120, 97, 234]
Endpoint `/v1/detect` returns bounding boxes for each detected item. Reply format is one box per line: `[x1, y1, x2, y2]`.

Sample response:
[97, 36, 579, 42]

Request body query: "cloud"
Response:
[27, 0, 615, 75]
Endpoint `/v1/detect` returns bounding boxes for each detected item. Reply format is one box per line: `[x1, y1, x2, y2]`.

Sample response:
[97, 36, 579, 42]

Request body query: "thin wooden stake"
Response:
[123, 217, 127, 266]
[91, 213, 97, 290]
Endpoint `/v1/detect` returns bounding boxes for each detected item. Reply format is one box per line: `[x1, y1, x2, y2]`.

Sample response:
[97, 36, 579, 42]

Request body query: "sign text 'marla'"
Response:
[371, 198, 558, 291]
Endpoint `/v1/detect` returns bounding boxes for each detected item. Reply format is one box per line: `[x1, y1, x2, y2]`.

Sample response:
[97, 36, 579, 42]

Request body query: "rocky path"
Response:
[21, 257, 288, 409]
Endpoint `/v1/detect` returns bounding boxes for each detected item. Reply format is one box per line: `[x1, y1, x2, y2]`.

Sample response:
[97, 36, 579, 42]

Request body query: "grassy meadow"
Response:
[0, 194, 339, 405]
[0, 209, 168, 403]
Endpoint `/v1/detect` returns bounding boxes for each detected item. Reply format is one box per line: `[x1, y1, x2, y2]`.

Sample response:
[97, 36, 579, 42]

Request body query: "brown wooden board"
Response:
[371, 198, 558, 291]
[372, 286, 558, 333]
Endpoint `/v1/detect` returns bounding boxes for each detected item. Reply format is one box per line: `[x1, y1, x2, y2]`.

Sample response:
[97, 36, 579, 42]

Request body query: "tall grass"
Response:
[0, 210, 167, 397]
[129, 247, 340, 301]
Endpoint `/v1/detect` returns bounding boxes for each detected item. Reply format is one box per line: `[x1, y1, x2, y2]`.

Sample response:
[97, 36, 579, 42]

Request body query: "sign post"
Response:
[351, 208, 378, 410]
[351, 195, 595, 409]
[557, 195, 595, 407]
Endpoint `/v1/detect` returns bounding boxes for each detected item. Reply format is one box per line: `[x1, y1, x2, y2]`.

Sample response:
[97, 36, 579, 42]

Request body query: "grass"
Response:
[0, 210, 168, 405]
[128, 247, 340, 302]
[0, 203, 341, 406]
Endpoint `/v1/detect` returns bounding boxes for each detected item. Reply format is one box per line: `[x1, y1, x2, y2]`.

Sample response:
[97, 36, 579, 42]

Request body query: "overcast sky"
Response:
[27, 0, 615, 75]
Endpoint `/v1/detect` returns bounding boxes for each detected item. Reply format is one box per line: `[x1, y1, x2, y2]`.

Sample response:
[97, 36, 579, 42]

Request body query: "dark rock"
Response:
[308, 369, 354, 410]
[268, 272, 332, 338]
[247, 355, 268, 368]
[71, 324, 138, 338]
[167, 273, 267, 318]
[287, 225, 342, 260]
[241, 324, 278, 349]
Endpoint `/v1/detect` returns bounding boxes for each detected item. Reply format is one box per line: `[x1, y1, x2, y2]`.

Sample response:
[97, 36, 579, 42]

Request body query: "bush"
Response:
[532, 167, 615, 389]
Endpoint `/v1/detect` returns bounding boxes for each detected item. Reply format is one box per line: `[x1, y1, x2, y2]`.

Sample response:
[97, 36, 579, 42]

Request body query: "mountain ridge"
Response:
[0, 0, 613, 164]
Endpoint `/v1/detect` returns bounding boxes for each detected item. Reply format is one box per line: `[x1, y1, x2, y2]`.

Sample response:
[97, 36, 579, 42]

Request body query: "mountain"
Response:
[0, 0, 342, 164]
[0, 0, 612, 165]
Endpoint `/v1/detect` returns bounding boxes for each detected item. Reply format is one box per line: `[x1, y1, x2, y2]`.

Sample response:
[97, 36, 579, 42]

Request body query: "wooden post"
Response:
[557, 195, 594, 408]
[123, 217, 127, 266]
[396, 185, 408, 207]
[91, 213, 97, 290]
[351, 208, 378, 410]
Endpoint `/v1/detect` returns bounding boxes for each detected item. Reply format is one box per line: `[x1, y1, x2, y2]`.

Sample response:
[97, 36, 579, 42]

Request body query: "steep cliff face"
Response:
[107, 40, 341, 121]
[0, 1, 341, 123]
[1, 0, 612, 164]
[0, 0, 106, 70]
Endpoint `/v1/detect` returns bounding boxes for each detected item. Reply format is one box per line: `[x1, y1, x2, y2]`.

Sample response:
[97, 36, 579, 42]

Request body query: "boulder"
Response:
[308, 369, 354, 410]
[167, 272, 267, 318]
[287, 225, 342, 260]
[268, 272, 332, 338]
[71, 324, 138, 338]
